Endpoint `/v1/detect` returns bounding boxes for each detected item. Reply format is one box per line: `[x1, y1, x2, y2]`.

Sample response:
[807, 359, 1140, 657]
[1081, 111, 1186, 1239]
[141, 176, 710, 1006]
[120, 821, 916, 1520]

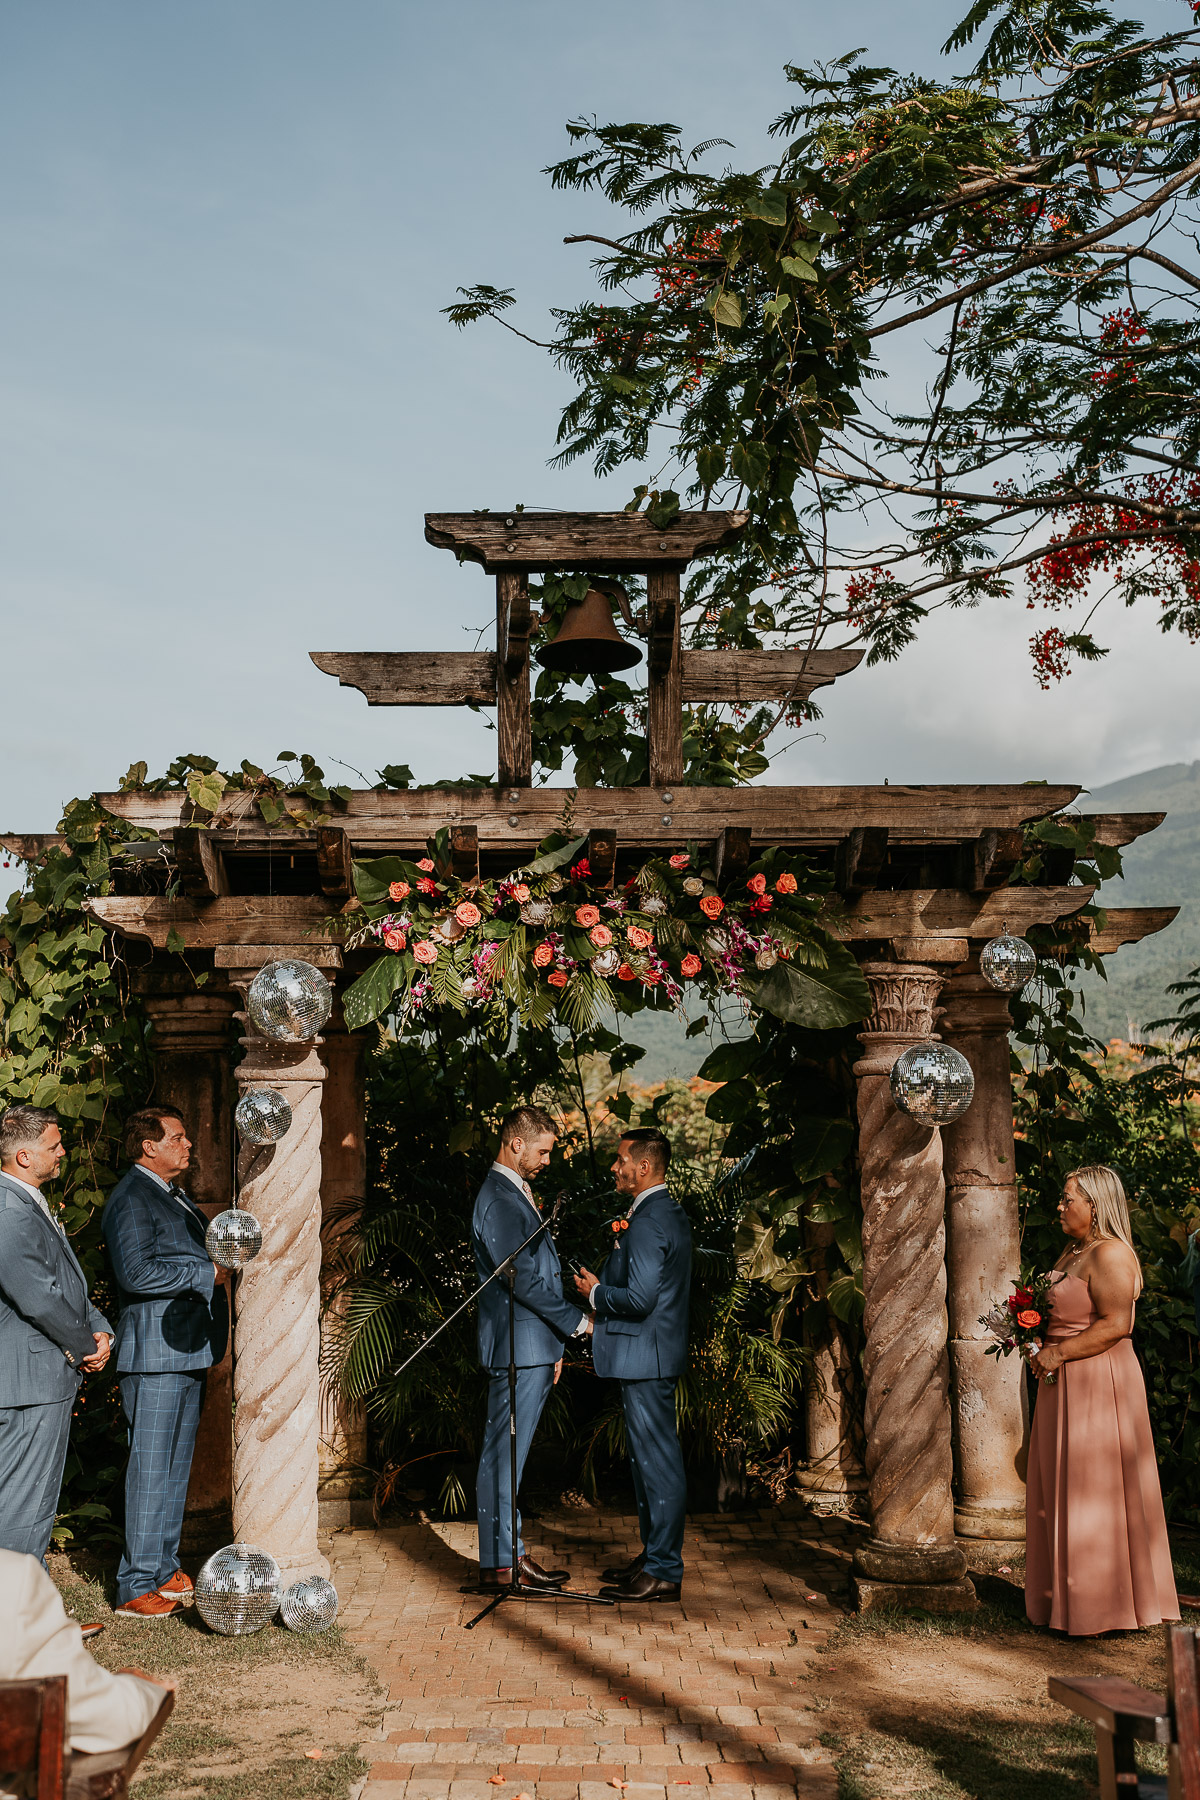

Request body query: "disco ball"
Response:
[247, 959, 332, 1042]
[206, 1208, 263, 1269]
[235, 1088, 293, 1145]
[890, 1041, 975, 1126]
[980, 932, 1038, 994]
[195, 1543, 282, 1636]
[279, 1576, 339, 1634]
[592, 947, 621, 977]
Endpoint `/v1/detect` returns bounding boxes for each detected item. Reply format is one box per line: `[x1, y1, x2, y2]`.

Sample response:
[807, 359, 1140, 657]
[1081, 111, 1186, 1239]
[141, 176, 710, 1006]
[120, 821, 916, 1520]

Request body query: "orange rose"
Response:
[746, 872, 767, 895]
[532, 943, 553, 968]
[388, 880, 410, 901]
[699, 895, 724, 919]
[680, 953, 702, 978]
[511, 882, 530, 902]
[455, 901, 482, 927]
[626, 924, 654, 950]
[617, 962, 636, 981]
[416, 858, 435, 872]
[589, 924, 613, 948]
[412, 940, 438, 965]
[547, 969, 569, 988]
[575, 904, 601, 928]
[383, 928, 406, 952]
[669, 854, 690, 869]
[775, 872, 798, 895]
[1016, 1309, 1042, 1329]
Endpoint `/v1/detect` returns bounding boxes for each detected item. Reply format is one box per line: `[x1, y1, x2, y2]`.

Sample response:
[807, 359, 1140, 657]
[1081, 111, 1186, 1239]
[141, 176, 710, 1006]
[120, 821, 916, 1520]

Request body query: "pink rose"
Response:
[416, 858, 435, 873]
[669, 854, 690, 869]
[589, 924, 613, 948]
[511, 882, 530, 902]
[575, 904, 601, 928]
[626, 924, 654, 951]
[383, 928, 406, 952]
[746, 873, 767, 895]
[388, 880, 410, 901]
[412, 940, 438, 965]
[455, 901, 482, 927]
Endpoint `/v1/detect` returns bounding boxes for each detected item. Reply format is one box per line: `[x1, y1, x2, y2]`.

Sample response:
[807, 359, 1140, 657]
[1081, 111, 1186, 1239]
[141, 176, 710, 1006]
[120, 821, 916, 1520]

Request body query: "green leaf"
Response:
[742, 190, 789, 226]
[522, 834, 588, 876]
[825, 1270, 864, 1324]
[697, 1038, 760, 1083]
[779, 255, 818, 283]
[763, 294, 792, 327]
[704, 287, 744, 329]
[696, 446, 725, 487]
[791, 1115, 856, 1181]
[165, 928, 187, 956]
[744, 943, 871, 1030]
[704, 1078, 759, 1123]
[342, 954, 410, 1031]
[354, 856, 419, 905]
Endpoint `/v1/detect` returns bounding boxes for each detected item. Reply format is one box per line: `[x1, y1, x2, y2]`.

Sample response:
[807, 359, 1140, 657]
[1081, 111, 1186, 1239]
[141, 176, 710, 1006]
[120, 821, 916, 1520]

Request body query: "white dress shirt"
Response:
[135, 1163, 194, 1210]
[489, 1161, 587, 1336]
[2, 1170, 66, 1238]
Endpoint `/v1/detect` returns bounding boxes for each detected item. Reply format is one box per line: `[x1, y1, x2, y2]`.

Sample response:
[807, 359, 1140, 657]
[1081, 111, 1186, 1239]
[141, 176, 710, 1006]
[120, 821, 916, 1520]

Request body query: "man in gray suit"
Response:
[0, 1105, 112, 1562]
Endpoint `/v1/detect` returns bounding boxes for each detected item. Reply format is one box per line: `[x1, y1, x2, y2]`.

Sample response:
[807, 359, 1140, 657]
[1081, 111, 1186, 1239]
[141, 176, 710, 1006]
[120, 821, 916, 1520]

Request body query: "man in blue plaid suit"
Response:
[104, 1107, 228, 1619]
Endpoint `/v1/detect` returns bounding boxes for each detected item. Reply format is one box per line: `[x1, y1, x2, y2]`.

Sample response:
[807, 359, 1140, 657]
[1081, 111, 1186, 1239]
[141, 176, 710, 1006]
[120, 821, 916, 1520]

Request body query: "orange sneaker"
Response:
[114, 1591, 182, 1620]
[157, 1570, 194, 1601]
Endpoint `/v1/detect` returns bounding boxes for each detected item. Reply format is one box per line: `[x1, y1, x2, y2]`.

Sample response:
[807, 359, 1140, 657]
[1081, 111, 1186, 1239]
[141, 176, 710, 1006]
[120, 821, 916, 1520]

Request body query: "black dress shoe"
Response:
[477, 1555, 569, 1592]
[601, 1549, 646, 1584]
[523, 1555, 570, 1583]
[599, 1569, 682, 1603]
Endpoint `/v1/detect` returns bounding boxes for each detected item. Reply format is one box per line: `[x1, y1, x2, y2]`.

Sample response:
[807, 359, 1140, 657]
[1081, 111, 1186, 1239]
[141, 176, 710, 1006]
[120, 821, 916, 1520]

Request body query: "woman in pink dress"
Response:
[1025, 1164, 1179, 1634]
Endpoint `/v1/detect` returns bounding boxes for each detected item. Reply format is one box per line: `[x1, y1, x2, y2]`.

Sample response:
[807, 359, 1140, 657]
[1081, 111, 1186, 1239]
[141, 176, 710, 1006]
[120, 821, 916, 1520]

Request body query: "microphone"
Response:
[548, 1190, 569, 1229]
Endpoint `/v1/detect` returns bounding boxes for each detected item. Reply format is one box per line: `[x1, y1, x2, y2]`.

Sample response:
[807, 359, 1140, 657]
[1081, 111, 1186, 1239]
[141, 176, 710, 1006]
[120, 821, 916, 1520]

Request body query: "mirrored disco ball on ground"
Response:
[247, 959, 332, 1042]
[206, 1208, 263, 1269]
[279, 1576, 339, 1634]
[235, 1088, 293, 1145]
[980, 932, 1038, 994]
[890, 1041, 975, 1125]
[195, 1543, 282, 1636]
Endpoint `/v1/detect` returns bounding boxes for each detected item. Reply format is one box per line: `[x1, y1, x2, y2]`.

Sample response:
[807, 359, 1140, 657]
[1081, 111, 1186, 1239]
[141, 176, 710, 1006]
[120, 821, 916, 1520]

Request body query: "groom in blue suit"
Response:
[472, 1104, 590, 1590]
[576, 1127, 691, 1603]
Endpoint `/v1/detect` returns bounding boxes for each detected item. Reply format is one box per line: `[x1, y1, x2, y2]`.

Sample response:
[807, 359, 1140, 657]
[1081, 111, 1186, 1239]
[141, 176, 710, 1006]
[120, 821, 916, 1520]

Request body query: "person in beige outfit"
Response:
[0, 1549, 172, 1796]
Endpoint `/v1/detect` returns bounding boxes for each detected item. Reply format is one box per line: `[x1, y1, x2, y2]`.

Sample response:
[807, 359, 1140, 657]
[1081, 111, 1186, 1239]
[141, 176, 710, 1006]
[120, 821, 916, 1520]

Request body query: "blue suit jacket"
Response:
[471, 1169, 584, 1370]
[0, 1172, 111, 1406]
[104, 1166, 228, 1373]
[591, 1186, 692, 1381]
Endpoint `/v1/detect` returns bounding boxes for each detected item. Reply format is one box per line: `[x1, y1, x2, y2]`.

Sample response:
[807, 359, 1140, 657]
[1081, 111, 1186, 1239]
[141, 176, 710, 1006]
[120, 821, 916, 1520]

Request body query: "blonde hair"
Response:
[1067, 1164, 1143, 1290]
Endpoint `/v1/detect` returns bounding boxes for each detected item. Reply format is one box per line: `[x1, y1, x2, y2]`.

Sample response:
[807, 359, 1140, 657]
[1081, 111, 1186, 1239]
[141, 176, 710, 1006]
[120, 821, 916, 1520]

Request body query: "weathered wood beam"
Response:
[824, 886, 1094, 943]
[94, 783, 1085, 854]
[173, 827, 228, 900]
[496, 574, 531, 787]
[586, 829, 616, 890]
[1072, 812, 1167, 848]
[835, 827, 889, 896]
[714, 826, 752, 886]
[956, 827, 1025, 891]
[1087, 906, 1180, 954]
[315, 826, 354, 899]
[84, 896, 340, 951]
[646, 569, 682, 787]
[0, 834, 66, 862]
[308, 652, 496, 706]
[424, 510, 748, 574]
[680, 647, 864, 705]
[452, 823, 480, 883]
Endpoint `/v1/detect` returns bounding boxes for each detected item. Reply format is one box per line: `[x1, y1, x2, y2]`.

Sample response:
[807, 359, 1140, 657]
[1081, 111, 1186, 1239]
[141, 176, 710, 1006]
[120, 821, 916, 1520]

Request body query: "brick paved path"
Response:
[329, 1506, 862, 1800]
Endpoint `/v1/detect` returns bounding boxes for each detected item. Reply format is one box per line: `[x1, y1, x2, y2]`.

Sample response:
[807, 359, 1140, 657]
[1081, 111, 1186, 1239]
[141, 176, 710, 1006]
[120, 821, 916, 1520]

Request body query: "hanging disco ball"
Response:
[195, 1543, 282, 1636]
[980, 932, 1038, 994]
[206, 1208, 263, 1269]
[247, 959, 332, 1042]
[279, 1576, 339, 1634]
[234, 1088, 293, 1145]
[890, 1041, 975, 1126]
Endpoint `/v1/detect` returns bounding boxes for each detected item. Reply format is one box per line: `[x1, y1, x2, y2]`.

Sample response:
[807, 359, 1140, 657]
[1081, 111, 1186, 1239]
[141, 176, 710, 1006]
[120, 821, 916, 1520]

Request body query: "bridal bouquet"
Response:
[980, 1271, 1060, 1384]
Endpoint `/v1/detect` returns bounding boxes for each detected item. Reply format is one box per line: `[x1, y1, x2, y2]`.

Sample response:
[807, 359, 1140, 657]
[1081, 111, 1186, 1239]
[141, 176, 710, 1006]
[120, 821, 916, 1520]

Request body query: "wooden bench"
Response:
[0, 1674, 173, 1798]
[1050, 1623, 1200, 1798]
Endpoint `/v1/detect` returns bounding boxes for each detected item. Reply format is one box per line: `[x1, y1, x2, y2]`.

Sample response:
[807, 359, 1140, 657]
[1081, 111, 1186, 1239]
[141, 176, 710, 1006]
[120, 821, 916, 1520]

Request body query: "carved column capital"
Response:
[134, 971, 238, 1056]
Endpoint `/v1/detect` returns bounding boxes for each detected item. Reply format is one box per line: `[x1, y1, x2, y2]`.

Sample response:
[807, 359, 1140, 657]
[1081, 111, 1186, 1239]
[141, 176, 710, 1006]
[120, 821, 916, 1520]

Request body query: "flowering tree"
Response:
[450, 0, 1200, 709]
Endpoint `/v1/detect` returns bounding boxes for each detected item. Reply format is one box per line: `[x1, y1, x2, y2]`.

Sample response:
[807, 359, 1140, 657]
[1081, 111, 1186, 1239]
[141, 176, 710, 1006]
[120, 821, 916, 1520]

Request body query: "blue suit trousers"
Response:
[622, 1377, 686, 1582]
[0, 1397, 74, 1564]
[476, 1364, 555, 1570]
[117, 1370, 205, 1604]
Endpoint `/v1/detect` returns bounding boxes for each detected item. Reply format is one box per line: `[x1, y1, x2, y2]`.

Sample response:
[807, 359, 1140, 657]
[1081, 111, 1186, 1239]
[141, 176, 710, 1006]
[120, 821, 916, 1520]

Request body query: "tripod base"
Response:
[461, 1582, 616, 1628]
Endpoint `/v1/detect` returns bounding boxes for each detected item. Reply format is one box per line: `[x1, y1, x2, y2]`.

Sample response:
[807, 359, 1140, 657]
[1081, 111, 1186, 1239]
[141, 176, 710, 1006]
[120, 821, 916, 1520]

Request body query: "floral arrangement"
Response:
[337, 828, 869, 1036]
[979, 1271, 1062, 1385]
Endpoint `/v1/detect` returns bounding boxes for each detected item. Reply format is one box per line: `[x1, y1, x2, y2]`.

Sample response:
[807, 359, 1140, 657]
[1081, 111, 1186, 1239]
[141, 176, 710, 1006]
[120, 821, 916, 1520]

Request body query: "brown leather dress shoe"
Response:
[601, 1550, 646, 1583]
[478, 1555, 570, 1592]
[157, 1569, 195, 1602]
[599, 1569, 682, 1603]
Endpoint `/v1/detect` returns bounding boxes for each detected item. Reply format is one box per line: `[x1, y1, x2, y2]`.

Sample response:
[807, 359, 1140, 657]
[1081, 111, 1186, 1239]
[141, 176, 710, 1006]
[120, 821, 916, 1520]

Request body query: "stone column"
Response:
[939, 958, 1028, 1552]
[797, 1219, 866, 1511]
[135, 970, 237, 1537]
[317, 1001, 370, 1519]
[218, 949, 338, 1582]
[851, 962, 975, 1612]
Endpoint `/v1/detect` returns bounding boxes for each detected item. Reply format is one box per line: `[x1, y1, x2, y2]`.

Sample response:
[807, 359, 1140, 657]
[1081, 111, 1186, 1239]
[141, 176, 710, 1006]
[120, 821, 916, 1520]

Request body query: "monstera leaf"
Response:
[744, 939, 870, 1031]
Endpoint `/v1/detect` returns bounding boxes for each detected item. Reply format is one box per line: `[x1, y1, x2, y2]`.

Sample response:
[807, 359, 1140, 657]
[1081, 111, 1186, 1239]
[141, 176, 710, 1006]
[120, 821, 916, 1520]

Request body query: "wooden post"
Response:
[317, 997, 370, 1524]
[496, 572, 531, 788]
[646, 568, 683, 787]
[586, 829, 616, 889]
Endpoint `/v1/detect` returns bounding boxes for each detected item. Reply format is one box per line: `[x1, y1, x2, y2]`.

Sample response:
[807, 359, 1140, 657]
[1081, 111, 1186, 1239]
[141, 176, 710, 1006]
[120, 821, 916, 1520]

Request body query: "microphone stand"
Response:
[387, 1189, 614, 1629]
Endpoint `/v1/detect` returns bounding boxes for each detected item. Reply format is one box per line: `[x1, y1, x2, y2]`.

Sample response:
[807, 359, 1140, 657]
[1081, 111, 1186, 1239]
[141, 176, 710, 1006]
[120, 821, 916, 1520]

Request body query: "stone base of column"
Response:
[957, 1536, 1025, 1575]
[796, 1460, 868, 1513]
[954, 1499, 1026, 1541]
[852, 1537, 977, 1613]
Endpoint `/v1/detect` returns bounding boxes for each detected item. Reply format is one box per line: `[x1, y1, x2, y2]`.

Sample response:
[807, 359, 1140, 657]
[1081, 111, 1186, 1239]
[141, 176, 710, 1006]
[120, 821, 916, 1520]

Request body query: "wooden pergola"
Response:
[22, 509, 1175, 1607]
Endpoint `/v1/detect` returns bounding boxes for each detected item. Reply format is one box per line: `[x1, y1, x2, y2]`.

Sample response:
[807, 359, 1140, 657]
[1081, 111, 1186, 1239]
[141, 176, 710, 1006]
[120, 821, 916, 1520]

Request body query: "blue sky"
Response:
[3, 0, 1197, 835]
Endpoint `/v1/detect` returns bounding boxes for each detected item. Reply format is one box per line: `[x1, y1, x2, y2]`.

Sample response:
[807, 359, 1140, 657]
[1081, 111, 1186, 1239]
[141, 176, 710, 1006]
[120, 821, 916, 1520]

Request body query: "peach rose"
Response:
[775, 872, 798, 895]
[383, 928, 406, 952]
[589, 923, 613, 948]
[669, 854, 690, 869]
[746, 872, 767, 895]
[412, 940, 438, 965]
[511, 882, 531, 902]
[388, 880, 410, 901]
[1016, 1309, 1042, 1329]
[455, 901, 482, 928]
[547, 969, 569, 988]
[699, 895, 724, 919]
[532, 943, 553, 969]
[626, 924, 654, 950]
[680, 953, 702, 978]
[575, 904, 601, 928]
[417, 858, 435, 872]
[617, 962, 636, 981]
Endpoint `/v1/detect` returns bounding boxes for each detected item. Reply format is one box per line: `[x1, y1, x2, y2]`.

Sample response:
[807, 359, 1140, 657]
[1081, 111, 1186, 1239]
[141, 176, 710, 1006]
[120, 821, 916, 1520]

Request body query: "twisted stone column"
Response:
[851, 962, 975, 1612]
[940, 959, 1028, 1551]
[797, 1217, 866, 1510]
[222, 956, 333, 1582]
[317, 1003, 370, 1519]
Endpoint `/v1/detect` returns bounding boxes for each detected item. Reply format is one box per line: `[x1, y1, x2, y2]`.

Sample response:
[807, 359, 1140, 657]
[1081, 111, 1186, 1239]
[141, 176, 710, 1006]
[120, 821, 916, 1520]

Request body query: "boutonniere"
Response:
[608, 1217, 630, 1235]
